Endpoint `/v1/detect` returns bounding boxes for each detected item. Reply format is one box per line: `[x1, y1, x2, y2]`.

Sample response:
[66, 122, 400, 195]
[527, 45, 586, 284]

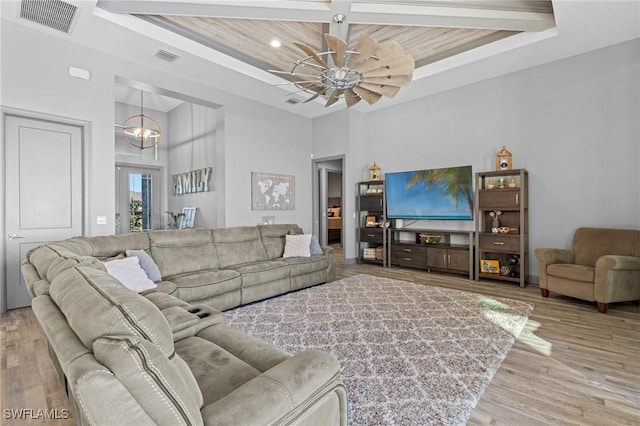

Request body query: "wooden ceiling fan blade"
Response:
[364, 74, 413, 87]
[348, 34, 381, 69]
[325, 34, 347, 68]
[324, 89, 341, 107]
[294, 42, 329, 69]
[344, 88, 361, 107]
[304, 91, 323, 103]
[359, 82, 401, 98]
[357, 47, 406, 73]
[362, 56, 415, 79]
[360, 54, 414, 74]
[352, 86, 382, 105]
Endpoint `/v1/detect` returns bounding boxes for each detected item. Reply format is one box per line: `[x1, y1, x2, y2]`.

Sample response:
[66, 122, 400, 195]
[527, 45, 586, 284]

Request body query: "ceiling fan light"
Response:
[283, 34, 414, 108]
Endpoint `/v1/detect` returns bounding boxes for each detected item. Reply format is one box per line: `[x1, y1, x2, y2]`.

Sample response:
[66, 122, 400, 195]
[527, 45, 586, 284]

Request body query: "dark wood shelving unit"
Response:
[474, 169, 529, 287]
[356, 181, 386, 265]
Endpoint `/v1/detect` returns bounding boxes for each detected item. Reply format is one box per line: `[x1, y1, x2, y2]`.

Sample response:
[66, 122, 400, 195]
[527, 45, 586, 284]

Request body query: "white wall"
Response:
[360, 39, 640, 280]
[167, 102, 220, 229]
[223, 99, 314, 231]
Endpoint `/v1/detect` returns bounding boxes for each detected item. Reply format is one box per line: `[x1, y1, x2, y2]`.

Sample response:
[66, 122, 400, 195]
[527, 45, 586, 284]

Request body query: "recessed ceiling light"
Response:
[270, 39, 281, 48]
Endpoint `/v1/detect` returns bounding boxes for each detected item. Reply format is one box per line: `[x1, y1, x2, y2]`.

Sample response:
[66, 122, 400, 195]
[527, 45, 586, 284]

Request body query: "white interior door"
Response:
[5, 115, 83, 310]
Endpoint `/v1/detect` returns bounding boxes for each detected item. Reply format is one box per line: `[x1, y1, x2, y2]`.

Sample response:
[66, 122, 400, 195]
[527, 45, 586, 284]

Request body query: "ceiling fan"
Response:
[271, 33, 415, 108]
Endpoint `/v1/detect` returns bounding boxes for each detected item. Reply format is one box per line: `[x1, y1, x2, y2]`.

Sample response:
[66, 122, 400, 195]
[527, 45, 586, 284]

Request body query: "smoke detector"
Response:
[155, 49, 180, 63]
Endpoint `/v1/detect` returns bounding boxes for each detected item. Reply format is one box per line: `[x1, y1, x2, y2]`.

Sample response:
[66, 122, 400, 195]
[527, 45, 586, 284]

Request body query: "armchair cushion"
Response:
[547, 264, 594, 283]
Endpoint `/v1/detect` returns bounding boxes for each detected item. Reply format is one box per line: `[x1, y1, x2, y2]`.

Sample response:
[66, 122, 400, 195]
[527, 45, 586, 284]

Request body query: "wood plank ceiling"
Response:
[98, 0, 555, 89]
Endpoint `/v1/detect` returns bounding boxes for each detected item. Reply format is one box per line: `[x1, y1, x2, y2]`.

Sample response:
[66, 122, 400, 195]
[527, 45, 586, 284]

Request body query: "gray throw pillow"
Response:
[310, 235, 323, 256]
[126, 249, 162, 282]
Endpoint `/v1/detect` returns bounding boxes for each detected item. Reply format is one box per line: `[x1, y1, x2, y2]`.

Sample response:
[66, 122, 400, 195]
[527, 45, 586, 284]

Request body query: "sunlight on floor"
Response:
[476, 295, 552, 355]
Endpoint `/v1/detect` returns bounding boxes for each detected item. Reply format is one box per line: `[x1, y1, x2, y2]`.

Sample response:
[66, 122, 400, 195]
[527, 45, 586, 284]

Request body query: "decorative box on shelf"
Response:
[363, 248, 376, 259]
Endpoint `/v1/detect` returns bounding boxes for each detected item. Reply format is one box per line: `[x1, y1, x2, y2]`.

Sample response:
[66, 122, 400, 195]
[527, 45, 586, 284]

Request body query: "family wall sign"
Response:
[172, 167, 212, 195]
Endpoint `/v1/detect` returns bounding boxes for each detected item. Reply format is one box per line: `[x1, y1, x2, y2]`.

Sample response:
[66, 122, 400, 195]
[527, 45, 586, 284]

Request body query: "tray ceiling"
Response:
[97, 0, 555, 88]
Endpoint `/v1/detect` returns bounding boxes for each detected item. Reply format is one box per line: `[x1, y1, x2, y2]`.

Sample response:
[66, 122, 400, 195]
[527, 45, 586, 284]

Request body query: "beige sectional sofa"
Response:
[21, 224, 346, 425]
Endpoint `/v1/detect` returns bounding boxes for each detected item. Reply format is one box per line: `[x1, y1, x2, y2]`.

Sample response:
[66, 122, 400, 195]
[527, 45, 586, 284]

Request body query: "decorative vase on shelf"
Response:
[487, 179, 495, 189]
[492, 220, 500, 233]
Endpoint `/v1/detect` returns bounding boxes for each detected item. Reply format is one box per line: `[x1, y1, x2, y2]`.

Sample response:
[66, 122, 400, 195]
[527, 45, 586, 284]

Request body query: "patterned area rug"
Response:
[225, 274, 534, 425]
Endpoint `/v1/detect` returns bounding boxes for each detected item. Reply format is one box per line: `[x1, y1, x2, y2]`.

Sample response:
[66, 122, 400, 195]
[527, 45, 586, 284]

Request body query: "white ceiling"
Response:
[2, 1, 639, 118]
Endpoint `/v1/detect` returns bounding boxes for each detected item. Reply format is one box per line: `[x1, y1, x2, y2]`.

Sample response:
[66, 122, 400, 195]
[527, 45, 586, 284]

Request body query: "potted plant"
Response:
[489, 210, 502, 233]
[165, 211, 185, 229]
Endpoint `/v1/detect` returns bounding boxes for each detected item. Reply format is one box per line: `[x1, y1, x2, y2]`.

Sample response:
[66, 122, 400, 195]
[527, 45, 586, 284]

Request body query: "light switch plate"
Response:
[96, 216, 107, 225]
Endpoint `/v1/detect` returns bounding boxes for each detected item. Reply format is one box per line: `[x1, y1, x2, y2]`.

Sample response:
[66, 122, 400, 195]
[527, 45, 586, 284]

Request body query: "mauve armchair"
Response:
[534, 227, 640, 312]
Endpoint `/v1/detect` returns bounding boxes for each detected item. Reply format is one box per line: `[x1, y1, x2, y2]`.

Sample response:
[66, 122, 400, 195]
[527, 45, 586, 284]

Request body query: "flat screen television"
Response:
[385, 165, 473, 220]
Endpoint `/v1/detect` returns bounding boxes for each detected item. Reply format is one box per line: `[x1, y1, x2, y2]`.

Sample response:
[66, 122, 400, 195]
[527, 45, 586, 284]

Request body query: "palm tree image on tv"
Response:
[386, 165, 473, 220]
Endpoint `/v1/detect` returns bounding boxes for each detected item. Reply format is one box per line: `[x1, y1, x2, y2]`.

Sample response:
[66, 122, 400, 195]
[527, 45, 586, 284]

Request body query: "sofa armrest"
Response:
[322, 246, 336, 282]
[534, 248, 574, 288]
[322, 246, 334, 255]
[201, 350, 347, 426]
[145, 291, 225, 341]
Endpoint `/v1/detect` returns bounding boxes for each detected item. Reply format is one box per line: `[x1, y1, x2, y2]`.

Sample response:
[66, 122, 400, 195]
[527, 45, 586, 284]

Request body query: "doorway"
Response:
[312, 156, 345, 254]
[115, 165, 162, 233]
[4, 114, 84, 310]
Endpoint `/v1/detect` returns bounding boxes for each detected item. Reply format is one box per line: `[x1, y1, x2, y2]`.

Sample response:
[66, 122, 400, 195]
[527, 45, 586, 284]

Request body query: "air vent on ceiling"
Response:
[20, 0, 78, 34]
[285, 98, 302, 105]
[155, 49, 180, 63]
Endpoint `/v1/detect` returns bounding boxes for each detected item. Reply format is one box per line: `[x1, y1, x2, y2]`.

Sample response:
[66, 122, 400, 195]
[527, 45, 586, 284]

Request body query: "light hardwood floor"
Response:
[2, 244, 638, 425]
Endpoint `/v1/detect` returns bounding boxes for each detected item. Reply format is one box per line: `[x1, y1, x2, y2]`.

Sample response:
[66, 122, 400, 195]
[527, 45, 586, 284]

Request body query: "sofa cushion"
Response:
[547, 263, 595, 283]
[213, 227, 268, 268]
[233, 261, 290, 288]
[149, 229, 219, 277]
[286, 255, 330, 277]
[166, 269, 242, 302]
[104, 256, 157, 293]
[258, 224, 303, 259]
[175, 335, 262, 406]
[82, 233, 151, 259]
[49, 265, 174, 357]
[28, 245, 104, 283]
[93, 335, 203, 425]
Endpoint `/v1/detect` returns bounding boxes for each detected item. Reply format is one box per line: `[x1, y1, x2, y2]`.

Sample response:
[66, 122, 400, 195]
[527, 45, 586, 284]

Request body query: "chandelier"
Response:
[122, 90, 161, 149]
[272, 33, 415, 108]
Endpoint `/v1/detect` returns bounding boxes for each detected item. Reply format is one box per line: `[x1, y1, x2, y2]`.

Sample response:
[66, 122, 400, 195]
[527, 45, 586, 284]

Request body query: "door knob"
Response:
[8, 233, 25, 239]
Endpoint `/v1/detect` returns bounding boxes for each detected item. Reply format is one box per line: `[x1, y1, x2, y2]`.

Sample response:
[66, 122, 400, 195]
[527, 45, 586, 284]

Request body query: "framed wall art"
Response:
[251, 172, 295, 210]
[179, 207, 196, 229]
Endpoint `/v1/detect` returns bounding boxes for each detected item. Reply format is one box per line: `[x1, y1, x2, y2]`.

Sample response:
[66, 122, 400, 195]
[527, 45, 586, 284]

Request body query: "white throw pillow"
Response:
[104, 256, 157, 293]
[283, 234, 312, 258]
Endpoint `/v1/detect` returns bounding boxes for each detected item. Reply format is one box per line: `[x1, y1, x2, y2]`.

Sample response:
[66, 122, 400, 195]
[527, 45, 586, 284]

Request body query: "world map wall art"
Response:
[251, 172, 295, 210]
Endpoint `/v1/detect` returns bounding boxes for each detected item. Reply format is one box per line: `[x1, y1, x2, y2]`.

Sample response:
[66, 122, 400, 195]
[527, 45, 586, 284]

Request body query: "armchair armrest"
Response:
[201, 350, 347, 426]
[534, 248, 575, 289]
[594, 255, 640, 305]
[596, 255, 640, 271]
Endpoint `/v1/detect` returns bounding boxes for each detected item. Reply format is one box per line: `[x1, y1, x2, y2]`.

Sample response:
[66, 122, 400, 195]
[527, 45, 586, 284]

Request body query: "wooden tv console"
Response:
[387, 228, 475, 280]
